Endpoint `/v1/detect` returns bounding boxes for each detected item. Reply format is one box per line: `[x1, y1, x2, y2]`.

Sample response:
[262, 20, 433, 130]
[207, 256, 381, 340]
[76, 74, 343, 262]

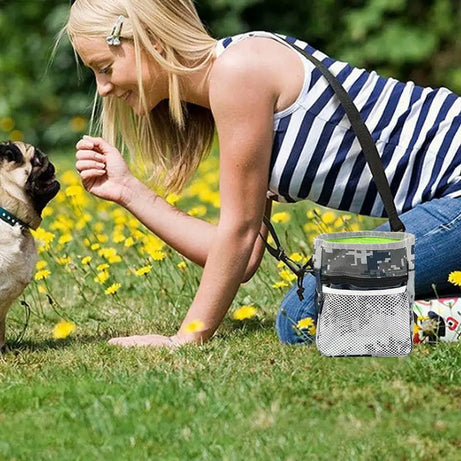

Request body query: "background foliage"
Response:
[0, 0, 460, 151]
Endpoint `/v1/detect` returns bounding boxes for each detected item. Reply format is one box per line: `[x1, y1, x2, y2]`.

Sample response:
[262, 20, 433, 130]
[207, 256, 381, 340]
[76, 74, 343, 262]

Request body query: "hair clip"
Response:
[106, 15, 125, 46]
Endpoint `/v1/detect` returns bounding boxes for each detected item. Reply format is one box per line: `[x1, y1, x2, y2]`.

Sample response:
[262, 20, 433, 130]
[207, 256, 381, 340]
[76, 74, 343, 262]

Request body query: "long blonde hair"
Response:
[65, 0, 216, 192]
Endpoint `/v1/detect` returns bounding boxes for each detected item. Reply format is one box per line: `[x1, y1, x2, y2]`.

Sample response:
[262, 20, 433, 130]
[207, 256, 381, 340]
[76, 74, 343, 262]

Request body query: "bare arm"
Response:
[76, 137, 271, 282]
[120, 177, 271, 282]
[174, 44, 277, 342]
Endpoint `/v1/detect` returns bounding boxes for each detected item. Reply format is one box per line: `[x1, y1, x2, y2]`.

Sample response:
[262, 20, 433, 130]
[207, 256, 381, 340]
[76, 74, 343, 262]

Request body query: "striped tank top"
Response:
[215, 31, 461, 217]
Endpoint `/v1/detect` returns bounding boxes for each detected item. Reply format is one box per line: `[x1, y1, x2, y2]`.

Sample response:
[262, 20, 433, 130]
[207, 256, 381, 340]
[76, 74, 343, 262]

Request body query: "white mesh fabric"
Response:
[316, 287, 412, 356]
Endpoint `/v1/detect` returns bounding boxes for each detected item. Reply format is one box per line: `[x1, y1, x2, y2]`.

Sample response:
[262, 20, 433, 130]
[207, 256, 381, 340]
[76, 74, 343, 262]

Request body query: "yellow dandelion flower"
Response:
[448, 271, 461, 287]
[65, 184, 85, 198]
[297, 317, 314, 329]
[184, 320, 205, 333]
[0, 116, 14, 132]
[108, 255, 122, 264]
[53, 321, 76, 339]
[272, 281, 289, 289]
[76, 214, 92, 230]
[127, 218, 139, 229]
[98, 247, 117, 259]
[112, 209, 127, 224]
[279, 270, 297, 282]
[38, 285, 47, 294]
[321, 211, 336, 225]
[57, 256, 72, 265]
[10, 130, 23, 142]
[93, 222, 105, 233]
[81, 256, 92, 265]
[289, 252, 303, 262]
[204, 171, 219, 186]
[334, 217, 344, 228]
[303, 222, 319, 234]
[97, 263, 109, 271]
[96, 233, 109, 243]
[177, 261, 187, 270]
[135, 265, 152, 276]
[41, 206, 54, 218]
[296, 317, 316, 335]
[60, 170, 80, 186]
[49, 214, 73, 232]
[166, 193, 181, 205]
[277, 261, 286, 269]
[124, 237, 135, 247]
[91, 243, 100, 251]
[233, 305, 257, 321]
[143, 235, 164, 252]
[149, 250, 166, 261]
[105, 283, 121, 295]
[53, 191, 65, 204]
[34, 269, 51, 281]
[188, 205, 207, 217]
[58, 233, 72, 245]
[112, 232, 125, 243]
[36, 260, 47, 270]
[94, 271, 109, 284]
[31, 228, 55, 250]
[272, 212, 291, 223]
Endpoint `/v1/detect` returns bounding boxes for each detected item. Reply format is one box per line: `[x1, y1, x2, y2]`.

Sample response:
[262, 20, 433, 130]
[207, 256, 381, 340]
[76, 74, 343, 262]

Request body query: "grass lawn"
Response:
[1, 152, 460, 460]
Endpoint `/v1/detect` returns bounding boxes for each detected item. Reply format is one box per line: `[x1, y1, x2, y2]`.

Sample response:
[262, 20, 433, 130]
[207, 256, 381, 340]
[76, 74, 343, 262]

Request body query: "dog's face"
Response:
[0, 141, 60, 229]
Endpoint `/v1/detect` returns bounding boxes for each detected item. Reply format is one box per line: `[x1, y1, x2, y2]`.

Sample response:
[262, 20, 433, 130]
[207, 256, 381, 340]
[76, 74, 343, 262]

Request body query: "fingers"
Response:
[76, 159, 106, 172]
[76, 148, 106, 176]
[76, 148, 105, 161]
[76, 135, 113, 154]
[79, 169, 106, 181]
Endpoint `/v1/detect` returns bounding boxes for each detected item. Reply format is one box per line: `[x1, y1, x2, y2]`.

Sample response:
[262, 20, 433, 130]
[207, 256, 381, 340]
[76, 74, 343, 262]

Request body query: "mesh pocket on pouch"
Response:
[316, 286, 412, 357]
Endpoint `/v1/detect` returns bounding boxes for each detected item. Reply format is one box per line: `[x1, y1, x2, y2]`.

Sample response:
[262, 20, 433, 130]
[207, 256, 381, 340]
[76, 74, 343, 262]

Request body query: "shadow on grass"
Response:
[6, 333, 113, 354]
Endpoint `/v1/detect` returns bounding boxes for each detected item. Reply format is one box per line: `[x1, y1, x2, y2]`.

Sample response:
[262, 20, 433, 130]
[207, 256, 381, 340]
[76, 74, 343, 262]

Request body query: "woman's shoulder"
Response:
[210, 31, 306, 114]
[209, 39, 279, 112]
[212, 31, 302, 81]
[211, 34, 279, 84]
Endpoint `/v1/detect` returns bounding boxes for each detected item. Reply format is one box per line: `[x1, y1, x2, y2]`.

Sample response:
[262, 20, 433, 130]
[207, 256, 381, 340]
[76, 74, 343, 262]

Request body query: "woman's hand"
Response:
[108, 333, 199, 348]
[75, 135, 135, 205]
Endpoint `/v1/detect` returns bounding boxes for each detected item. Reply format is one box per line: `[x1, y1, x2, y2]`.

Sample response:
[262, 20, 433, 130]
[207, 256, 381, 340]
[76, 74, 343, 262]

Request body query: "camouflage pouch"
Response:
[313, 231, 415, 357]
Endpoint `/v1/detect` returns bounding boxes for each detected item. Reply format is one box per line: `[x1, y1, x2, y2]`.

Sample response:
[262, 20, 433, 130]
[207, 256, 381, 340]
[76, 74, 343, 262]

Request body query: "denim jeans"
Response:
[275, 196, 461, 344]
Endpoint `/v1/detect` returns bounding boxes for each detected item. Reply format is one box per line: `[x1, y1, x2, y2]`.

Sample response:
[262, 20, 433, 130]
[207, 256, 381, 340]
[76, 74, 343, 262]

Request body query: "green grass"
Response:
[2, 333, 460, 460]
[1, 153, 460, 460]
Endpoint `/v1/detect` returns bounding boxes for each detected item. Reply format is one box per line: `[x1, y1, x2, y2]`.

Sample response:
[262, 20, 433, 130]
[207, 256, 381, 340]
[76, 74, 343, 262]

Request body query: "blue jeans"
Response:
[275, 196, 461, 344]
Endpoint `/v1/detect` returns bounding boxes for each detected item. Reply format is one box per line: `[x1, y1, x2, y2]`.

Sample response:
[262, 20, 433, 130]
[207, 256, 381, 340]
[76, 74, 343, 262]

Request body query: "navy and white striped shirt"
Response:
[215, 31, 461, 218]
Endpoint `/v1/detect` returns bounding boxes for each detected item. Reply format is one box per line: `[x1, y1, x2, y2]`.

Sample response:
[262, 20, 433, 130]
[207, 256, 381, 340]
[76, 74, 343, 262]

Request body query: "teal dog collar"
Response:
[0, 206, 29, 229]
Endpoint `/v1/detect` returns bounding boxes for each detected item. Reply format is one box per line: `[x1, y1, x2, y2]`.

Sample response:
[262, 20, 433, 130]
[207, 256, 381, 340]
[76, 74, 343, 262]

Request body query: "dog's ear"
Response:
[0, 142, 24, 165]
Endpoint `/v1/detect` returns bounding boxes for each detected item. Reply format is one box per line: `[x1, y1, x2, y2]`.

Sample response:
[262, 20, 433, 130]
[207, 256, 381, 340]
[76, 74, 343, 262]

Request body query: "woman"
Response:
[66, 0, 461, 347]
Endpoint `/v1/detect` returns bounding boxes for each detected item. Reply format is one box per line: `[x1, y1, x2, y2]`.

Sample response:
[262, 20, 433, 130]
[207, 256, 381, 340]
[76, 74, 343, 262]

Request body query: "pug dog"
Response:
[0, 141, 60, 353]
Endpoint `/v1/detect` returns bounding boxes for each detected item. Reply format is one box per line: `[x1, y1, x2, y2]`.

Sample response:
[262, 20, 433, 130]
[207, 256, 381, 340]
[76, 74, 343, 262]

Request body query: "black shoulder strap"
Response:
[287, 41, 405, 232]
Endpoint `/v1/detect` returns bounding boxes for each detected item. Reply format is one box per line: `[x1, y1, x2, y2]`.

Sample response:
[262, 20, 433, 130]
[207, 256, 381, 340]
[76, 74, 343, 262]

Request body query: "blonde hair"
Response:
[65, 0, 216, 192]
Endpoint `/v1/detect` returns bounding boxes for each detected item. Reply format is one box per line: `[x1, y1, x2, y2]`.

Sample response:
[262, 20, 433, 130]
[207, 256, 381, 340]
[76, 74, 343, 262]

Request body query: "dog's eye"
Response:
[0, 146, 23, 164]
[31, 155, 42, 167]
